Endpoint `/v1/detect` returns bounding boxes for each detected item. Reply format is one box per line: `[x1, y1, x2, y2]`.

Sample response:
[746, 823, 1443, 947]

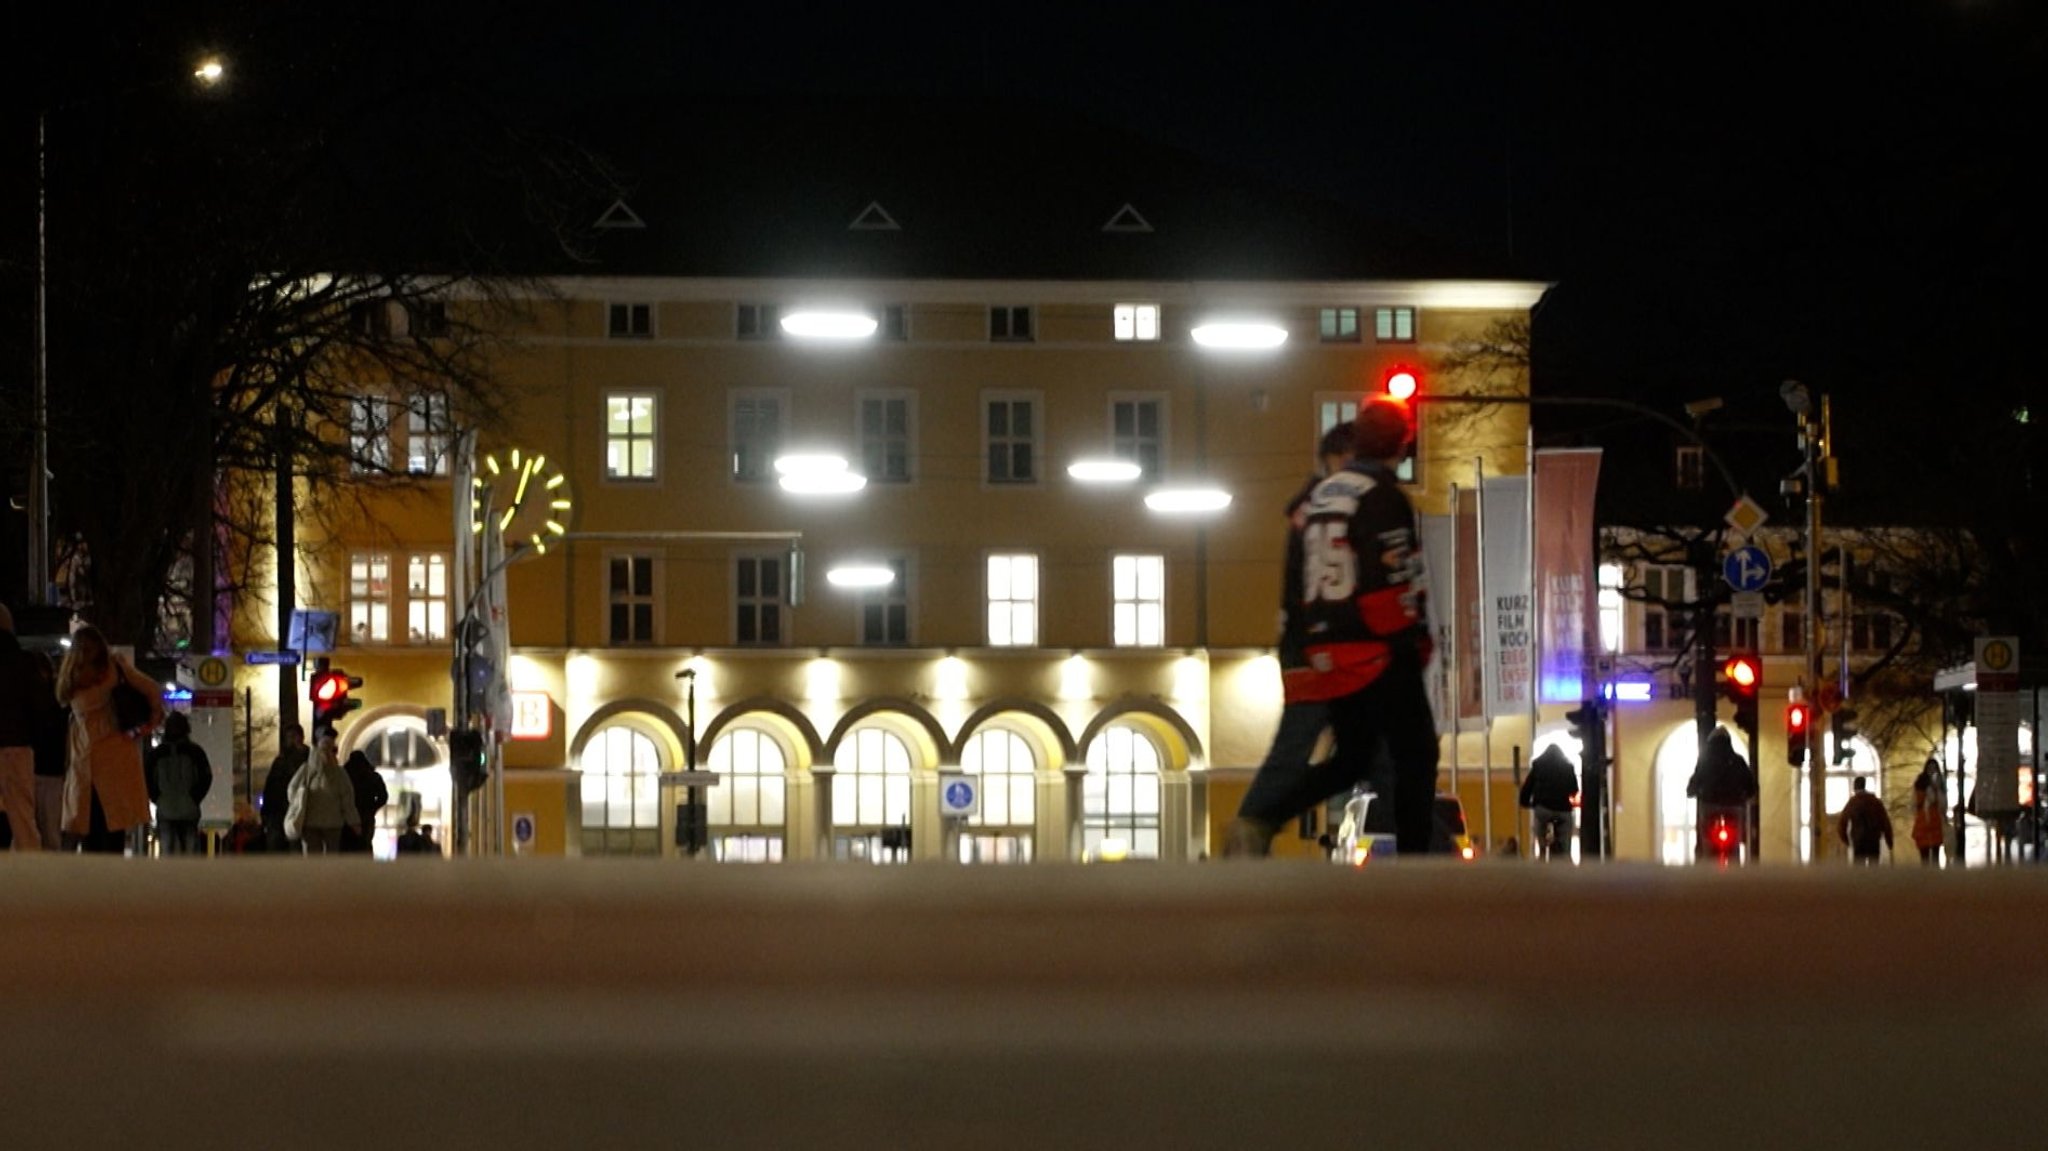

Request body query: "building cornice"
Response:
[536, 276, 1551, 311]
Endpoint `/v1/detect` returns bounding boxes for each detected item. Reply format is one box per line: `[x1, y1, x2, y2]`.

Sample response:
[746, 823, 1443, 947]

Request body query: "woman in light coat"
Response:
[288, 729, 361, 855]
[54, 624, 164, 853]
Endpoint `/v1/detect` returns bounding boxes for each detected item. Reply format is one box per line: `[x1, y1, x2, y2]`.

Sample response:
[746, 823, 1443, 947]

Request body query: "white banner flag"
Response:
[1418, 514, 1455, 735]
[1480, 475, 1532, 718]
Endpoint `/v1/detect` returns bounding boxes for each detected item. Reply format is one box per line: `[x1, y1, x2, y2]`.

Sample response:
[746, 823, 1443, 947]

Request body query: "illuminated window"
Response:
[1319, 307, 1361, 342]
[349, 553, 391, 644]
[858, 392, 914, 483]
[349, 396, 391, 474]
[1112, 554, 1165, 647]
[605, 393, 658, 481]
[986, 554, 1039, 647]
[1374, 306, 1416, 343]
[608, 554, 657, 645]
[832, 727, 914, 863]
[1082, 725, 1163, 860]
[406, 391, 452, 477]
[1598, 564, 1624, 654]
[607, 302, 651, 338]
[960, 729, 1037, 863]
[734, 554, 784, 646]
[1114, 303, 1160, 341]
[730, 391, 784, 482]
[1110, 395, 1165, 478]
[578, 723, 664, 856]
[707, 727, 787, 862]
[983, 392, 1039, 485]
[989, 305, 1033, 342]
[405, 553, 448, 643]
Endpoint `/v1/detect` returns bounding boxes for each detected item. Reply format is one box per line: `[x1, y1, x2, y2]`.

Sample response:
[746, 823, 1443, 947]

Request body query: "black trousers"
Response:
[1325, 657, 1441, 855]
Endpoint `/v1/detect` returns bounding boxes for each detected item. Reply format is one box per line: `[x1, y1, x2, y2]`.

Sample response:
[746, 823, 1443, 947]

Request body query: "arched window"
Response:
[1795, 734, 1882, 862]
[578, 723, 665, 856]
[1083, 724, 1162, 860]
[354, 717, 448, 859]
[832, 727, 914, 863]
[1654, 725, 1751, 865]
[960, 728, 1037, 863]
[706, 726, 788, 862]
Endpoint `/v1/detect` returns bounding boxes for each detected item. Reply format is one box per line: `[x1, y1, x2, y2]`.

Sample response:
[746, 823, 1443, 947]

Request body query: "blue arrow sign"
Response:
[1723, 546, 1772, 593]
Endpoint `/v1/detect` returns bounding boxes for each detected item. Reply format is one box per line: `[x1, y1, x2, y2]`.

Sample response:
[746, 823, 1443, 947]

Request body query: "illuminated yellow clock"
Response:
[472, 448, 573, 555]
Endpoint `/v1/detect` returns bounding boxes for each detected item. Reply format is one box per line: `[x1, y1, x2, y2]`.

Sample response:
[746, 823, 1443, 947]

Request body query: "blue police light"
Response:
[1601, 681, 1654, 703]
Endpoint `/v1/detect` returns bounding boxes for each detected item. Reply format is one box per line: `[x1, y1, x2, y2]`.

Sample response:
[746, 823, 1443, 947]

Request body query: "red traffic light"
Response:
[1722, 654, 1760, 693]
[1383, 365, 1420, 402]
[1707, 814, 1741, 855]
[312, 673, 346, 704]
[1787, 702, 1809, 731]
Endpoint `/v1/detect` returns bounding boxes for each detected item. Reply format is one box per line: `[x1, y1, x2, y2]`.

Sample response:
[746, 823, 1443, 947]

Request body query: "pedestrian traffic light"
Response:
[1378, 365, 1421, 482]
[448, 727, 488, 794]
[1721, 652, 1760, 731]
[1831, 706, 1860, 764]
[309, 660, 363, 729]
[1786, 701, 1811, 766]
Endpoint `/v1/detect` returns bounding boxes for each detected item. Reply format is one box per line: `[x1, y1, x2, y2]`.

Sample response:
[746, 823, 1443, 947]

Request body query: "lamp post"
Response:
[1780, 380, 1836, 863]
[28, 54, 227, 605]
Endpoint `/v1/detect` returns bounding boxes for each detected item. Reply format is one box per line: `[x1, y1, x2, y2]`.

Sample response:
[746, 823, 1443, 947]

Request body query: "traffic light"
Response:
[1564, 698, 1607, 859]
[448, 727, 488, 794]
[1831, 707, 1860, 764]
[1380, 365, 1421, 482]
[1721, 651, 1760, 732]
[1704, 812, 1742, 863]
[309, 659, 363, 729]
[1786, 700, 1811, 766]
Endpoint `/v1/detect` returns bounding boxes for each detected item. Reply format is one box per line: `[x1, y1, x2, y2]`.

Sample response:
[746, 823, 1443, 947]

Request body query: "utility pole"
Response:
[1782, 382, 1836, 862]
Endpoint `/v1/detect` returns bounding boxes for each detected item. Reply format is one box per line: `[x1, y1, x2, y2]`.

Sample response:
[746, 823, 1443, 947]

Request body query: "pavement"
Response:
[2, 857, 2042, 1149]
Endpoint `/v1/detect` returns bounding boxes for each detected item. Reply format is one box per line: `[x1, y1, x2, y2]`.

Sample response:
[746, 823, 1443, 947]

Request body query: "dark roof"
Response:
[543, 93, 1532, 283]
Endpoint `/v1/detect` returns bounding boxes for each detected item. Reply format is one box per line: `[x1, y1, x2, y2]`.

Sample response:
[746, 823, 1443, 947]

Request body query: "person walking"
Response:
[1838, 776, 1894, 865]
[55, 624, 164, 854]
[0, 603, 56, 853]
[1911, 760, 1946, 866]
[340, 749, 388, 854]
[1518, 744, 1579, 861]
[1293, 397, 1441, 856]
[286, 728, 361, 855]
[145, 712, 213, 856]
[1686, 727, 1757, 861]
[1224, 423, 1360, 857]
[261, 722, 309, 852]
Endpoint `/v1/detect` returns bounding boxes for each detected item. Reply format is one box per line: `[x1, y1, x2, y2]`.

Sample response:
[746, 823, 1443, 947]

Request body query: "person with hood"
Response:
[1518, 744, 1579, 861]
[145, 712, 214, 855]
[339, 749, 389, 854]
[1686, 727, 1757, 861]
[286, 728, 361, 855]
[55, 624, 164, 853]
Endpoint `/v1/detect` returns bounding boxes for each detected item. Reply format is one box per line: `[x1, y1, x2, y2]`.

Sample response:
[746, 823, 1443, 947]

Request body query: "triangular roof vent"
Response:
[595, 200, 646, 230]
[1102, 203, 1154, 233]
[850, 201, 901, 231]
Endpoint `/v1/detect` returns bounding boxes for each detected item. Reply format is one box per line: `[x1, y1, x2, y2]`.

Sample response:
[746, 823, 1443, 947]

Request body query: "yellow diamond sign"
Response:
[1724, 495, 1769, 536]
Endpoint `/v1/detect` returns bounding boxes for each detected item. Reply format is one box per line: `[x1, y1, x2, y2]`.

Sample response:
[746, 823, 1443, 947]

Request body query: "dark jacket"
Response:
[1839, 791, 1894, 852]
[1295, 459, 1433, 699]
[341, 752, 389, 852]
[145, 738, 214, 822]
[0, 630, 49, 750]
[1519, 746, 1579, 811]
[261, 745, 308, 831]
[1686, 729, 1759, 807]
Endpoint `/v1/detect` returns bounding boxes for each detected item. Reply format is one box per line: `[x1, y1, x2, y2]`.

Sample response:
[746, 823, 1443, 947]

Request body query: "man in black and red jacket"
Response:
[1294, 397, 1442, 856]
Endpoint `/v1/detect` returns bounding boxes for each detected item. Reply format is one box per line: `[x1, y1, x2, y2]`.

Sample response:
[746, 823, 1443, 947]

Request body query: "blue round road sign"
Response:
[1723, 546, 1772, 592]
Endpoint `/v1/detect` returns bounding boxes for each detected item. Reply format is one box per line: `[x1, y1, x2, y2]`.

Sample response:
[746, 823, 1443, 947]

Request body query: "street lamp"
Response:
[28, 53, 227, 604]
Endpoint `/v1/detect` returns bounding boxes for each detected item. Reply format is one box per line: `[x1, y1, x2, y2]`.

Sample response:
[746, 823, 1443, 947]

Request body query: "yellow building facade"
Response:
[253, 277, 1547, 860]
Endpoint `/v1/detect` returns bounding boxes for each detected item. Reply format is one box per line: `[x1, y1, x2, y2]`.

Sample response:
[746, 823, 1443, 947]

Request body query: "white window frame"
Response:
[1374, 306, 1417, 343]
[982, 390, 1042, 487]
[706, 726, 788, 862]
[857, 389, 916, 485]
[734, 552, 787, 646]
[607, 301, 653, 339]
[578, 722, 665, 856]
[858, 555, 912, 646]
[406, 391, 453, 477]
[349, 552, 392, 645]
[989, 304, 1034, 342]
[1109, 392, 1167, 478]
[1082, 725, 1163, 861]
[405, 552, 450, 644]
[986, 553, 1039, 647]
[1319, 306, 1361, 343]
[349, 395, 392, 474]
[960, 728, 1038, 864]
[1112, 554, 1166, 648]
[730, 389, 787, 484]
[604, 391, 659, 483]
[1113, 303, 1160, 342]
[607, 553, 659, 646]
[831, 727, 915, 863]
[737, 303, 780, 340]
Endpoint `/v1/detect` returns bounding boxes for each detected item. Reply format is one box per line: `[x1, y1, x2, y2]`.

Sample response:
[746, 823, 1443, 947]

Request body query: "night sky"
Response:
[21, 0, 2046, 510]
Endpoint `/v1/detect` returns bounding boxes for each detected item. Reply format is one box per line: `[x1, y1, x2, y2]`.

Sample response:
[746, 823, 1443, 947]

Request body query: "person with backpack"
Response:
[145, 711, 214, 855]
[1837, 776, 1893, 865]
[1518, 744, 1579, 861]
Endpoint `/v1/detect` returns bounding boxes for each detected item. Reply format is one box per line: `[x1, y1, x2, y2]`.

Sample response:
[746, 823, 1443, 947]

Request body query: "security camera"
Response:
[1684, 397, 1724, 418]
[1780, 379, 1812, 416]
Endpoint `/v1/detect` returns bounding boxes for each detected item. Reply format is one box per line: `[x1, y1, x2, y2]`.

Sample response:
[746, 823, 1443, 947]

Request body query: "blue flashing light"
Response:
[1602, 681, 1653, 703]
[162, 685, 194, 703]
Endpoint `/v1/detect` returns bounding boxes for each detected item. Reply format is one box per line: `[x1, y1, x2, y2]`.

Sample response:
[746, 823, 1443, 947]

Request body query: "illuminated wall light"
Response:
[1173, 654, 1209, 704]
[1144, 488, 1232, 513]
[1067, 459, 1143, 483]
[806, 658, 841, 703]
[1190, 322, 1287, 349]
[774, 453, 850, 476]
[1058, 654, 1093, 701]
[934, 656, 970, 703]
[566, 653, 600, 714]
[781, 310, 879, 339]
[781, 470, 867, 495]
[826, 565, 895, 589]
